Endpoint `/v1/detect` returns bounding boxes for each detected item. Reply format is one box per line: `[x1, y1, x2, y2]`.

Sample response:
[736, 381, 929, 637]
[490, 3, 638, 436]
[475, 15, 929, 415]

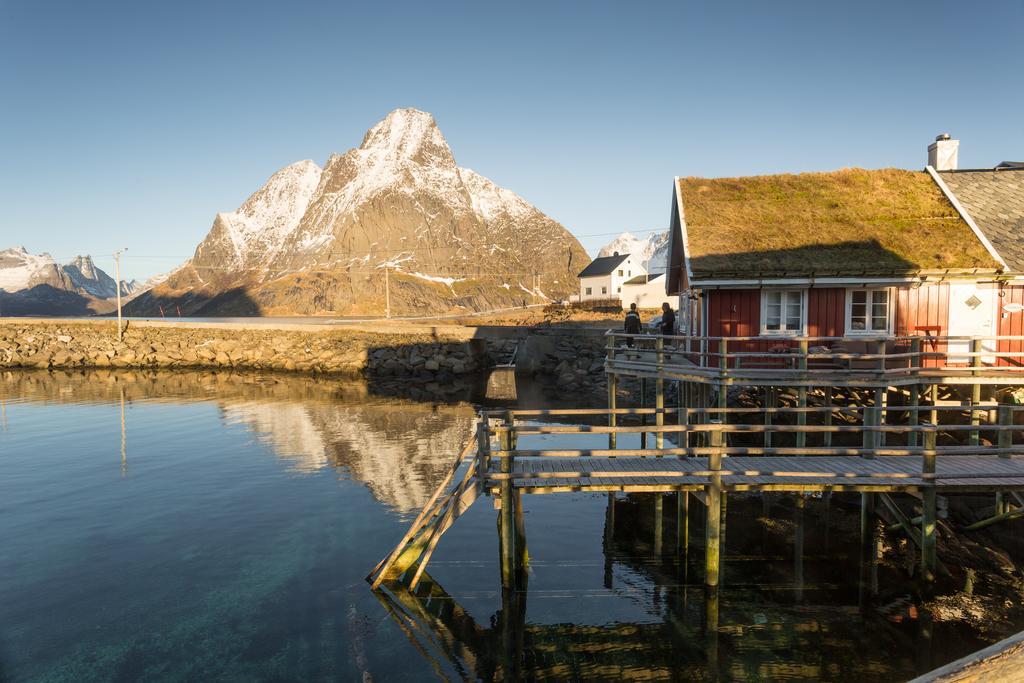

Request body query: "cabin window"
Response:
[618, 269, 624, 276]
[602, 286, 607, 295]
[585, 287, 592, 295]
[761, 289, 805, 335]
[617, 286, 621, 293]
[846, 289, 891, 334]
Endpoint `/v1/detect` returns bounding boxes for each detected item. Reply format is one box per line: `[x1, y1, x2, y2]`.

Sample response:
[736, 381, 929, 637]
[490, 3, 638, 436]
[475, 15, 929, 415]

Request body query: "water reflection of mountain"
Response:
[223, 400, 474, 512]
[0, 369, 476, 512]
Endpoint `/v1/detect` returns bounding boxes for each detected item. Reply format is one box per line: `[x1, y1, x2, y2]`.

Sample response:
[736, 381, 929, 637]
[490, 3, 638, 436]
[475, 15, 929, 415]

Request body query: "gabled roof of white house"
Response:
[623, 273, 664, 286]
[578, 253, 630, 278]
[668, 167, 1001, 282]
[937, 166, 1024, 271]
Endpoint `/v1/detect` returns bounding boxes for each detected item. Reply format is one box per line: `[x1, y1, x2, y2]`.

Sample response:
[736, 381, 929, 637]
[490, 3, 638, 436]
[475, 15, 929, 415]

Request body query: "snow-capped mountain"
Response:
[598, 231, 669, 273]
[128, 108, 590, 316]
[0, 247, 146, 315]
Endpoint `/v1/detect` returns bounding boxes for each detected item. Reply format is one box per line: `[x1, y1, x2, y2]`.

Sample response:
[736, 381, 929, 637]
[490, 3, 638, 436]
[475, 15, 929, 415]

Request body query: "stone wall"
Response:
[0, 320, 486, 380]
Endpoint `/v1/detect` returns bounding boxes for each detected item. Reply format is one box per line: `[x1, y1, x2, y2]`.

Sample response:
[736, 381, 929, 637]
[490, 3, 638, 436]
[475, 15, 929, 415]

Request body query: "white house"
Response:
[620, 273, 667, 310]
[577, 252, 646, 302]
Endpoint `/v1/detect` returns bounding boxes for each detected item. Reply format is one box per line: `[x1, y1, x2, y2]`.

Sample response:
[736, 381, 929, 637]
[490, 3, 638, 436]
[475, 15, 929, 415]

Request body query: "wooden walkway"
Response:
[368, 406, 1024, 592]
[496, 454, 1024, 494]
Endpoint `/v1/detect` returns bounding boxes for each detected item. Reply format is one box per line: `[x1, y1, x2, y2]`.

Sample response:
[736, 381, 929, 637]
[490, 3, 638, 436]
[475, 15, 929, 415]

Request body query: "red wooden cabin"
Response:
[663, 141, 1024, 372]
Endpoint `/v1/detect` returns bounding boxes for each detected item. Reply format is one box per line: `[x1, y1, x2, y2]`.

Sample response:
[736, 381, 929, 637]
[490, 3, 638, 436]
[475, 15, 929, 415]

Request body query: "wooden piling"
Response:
[823, 385, 833, 448]
[795, 494, 805, 601]
[922, 428, 937, 582]
[656, 338, 665, 449]
[640, 377, 648, 450]
[499, 412, 515, 589]
[797, 340, 808, 448]
[705, 423, 723, 588]
[909, 339, 922, 448]
[863, 406, 879, 459]
[654, 495, 664, 557]
[608, 372, 618, 450]
[970, 338, 982, 446]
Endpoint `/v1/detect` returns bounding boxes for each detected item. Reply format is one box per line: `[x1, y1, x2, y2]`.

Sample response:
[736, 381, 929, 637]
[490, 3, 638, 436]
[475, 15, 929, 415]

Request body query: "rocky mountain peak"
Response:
[358, 108, 454, 168]
[66, 255, 98, 280]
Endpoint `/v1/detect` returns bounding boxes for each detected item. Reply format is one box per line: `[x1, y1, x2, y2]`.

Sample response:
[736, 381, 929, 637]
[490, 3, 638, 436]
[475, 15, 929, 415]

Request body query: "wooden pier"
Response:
[368, 406, 1024, 591]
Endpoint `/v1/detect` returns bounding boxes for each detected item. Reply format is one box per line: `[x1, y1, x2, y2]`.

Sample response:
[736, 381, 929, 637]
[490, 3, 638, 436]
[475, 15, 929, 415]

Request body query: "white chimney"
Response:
[928, 133, 959, 171]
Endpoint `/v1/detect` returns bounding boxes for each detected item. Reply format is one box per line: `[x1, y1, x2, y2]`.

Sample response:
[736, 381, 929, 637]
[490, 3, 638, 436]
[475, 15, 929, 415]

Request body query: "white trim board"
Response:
[926, 165, 1008, 270]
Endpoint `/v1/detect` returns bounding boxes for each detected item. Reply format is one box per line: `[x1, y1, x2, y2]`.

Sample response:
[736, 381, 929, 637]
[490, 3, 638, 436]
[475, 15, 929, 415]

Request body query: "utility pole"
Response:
[113, 248, 126, 342]
[384, 265, 391, 319]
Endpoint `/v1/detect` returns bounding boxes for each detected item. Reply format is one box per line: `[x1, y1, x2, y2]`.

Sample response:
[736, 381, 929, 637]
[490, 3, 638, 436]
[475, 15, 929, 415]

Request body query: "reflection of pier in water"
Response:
[377, 491, 929, 680]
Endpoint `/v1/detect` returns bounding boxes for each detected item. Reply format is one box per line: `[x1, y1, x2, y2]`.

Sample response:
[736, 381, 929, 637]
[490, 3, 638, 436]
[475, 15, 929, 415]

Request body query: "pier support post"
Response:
[796, 340, 808, 448]
[705, 423, 723, 588]
[921, 429, 937, 582]
[608, 372, 618, 450]
[764, 387, 774, 449]
[499, 412, 516, 590]
[909, 339, 922, 448]
[795, 494, 805, 602]
[863, 406, 879, 458]
[656, 338, 665, 449]
[678, 491, 689, 557]
[640, 377, 648, 450]
[823, 385, 833, 448]
[654, 495, 664, 558]
[970, 338, 982, 446]
[860, 492, 876, 555]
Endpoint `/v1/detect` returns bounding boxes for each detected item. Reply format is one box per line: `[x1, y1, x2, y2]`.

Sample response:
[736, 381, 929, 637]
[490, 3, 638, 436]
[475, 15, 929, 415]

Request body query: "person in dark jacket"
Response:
[659, 302, 677, 337]
[623, 303, 642, 347]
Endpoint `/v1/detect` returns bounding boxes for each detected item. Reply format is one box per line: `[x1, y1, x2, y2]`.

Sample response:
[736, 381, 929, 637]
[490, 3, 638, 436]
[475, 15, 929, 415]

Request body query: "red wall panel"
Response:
[998, 285, 1024, 367]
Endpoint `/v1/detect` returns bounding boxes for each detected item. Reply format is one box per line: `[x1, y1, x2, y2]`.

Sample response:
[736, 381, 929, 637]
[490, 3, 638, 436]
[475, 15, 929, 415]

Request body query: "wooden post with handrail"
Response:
[998, 405, 1013, 459]
[607, 335, 617, 450]
[909, 338, 922, 448]
[875, 339, 888, 448]
[970, 338, 982, 446]
[797, 339, 808, 448]
[921, 428, 937, 582]
[998, 404, 1013, 516]
[823, 385, 833, 448]
[705, 421, 724, 588]
[499, 412, 515, 589]
[656, 337, 665, 449]
[717, 339, 728, 425]
[863, 406, 879, 459]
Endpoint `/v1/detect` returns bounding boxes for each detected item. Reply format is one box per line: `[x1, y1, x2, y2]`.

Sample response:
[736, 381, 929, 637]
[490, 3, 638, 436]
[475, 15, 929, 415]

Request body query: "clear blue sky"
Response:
[1, 0, 1022, 280]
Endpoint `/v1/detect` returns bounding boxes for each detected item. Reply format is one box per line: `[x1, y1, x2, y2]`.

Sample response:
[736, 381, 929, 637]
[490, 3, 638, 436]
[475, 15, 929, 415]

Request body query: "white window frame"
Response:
[601, 286, 607, 295]
[585, 287, 592, 296]
[760, 288, 807, 336]
[845, 287, 894, 336]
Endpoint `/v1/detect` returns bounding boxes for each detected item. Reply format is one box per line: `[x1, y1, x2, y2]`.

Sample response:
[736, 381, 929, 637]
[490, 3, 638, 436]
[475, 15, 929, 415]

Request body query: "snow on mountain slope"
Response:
[598, 231, 669, 273]
[0, 247, 62, 292]
[193, 160, 323, 269]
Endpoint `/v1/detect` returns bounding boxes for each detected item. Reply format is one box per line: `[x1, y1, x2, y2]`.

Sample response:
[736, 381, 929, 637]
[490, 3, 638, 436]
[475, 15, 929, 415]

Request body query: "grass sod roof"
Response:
[677, 168, 1001, 278]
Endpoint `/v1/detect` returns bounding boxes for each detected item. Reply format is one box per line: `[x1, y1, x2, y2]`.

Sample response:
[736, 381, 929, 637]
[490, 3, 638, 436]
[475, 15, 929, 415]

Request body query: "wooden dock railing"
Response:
[605, 332, 1024, 386]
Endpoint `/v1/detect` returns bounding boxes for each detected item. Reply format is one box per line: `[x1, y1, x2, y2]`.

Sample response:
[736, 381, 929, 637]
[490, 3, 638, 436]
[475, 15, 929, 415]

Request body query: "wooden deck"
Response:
[369, 407, 1024, 591]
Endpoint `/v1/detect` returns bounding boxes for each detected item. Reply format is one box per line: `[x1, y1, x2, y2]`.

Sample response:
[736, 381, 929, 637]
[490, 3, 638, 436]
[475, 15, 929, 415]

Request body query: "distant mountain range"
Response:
[597, 231, 669, 273]
[0, 247, 154, 316]
[127, 108, 590, 317]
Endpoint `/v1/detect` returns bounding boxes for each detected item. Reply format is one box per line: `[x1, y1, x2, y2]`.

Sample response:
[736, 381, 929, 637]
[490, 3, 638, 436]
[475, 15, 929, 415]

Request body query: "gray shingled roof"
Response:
[940, 168, 1024, 271]
[578, 253, 630, 278]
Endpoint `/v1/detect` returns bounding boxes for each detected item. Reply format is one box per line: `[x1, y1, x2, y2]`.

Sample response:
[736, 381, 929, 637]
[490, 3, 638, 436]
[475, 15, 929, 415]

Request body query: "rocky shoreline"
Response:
[0, 320, 488, 380]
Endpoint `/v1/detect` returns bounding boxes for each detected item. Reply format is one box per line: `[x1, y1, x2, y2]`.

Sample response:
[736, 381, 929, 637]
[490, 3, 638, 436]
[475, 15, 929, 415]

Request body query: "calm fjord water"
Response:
[0, 370, 995, 681]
